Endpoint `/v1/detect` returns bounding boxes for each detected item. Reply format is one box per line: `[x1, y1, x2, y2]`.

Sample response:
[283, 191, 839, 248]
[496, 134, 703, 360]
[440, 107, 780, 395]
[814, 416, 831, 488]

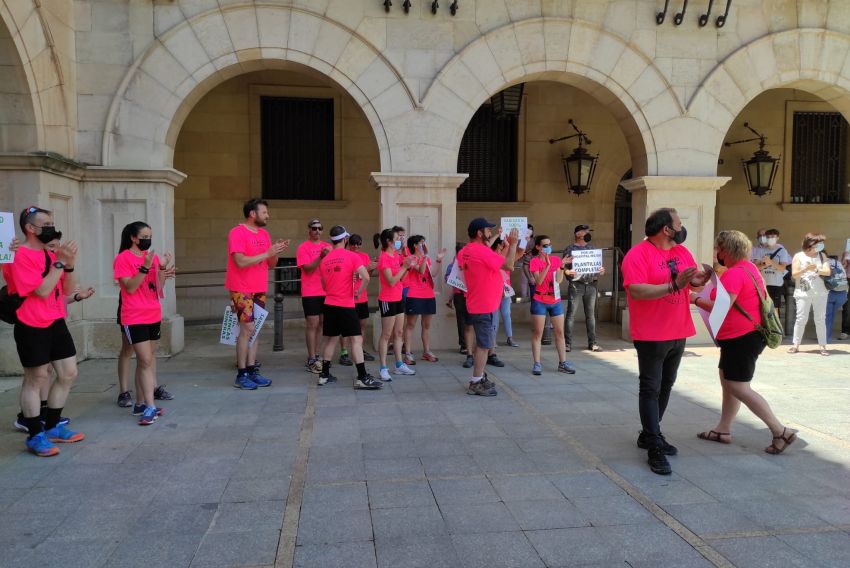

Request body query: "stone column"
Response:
[369, 172, 468, 350]
[620, 175, 731, 344]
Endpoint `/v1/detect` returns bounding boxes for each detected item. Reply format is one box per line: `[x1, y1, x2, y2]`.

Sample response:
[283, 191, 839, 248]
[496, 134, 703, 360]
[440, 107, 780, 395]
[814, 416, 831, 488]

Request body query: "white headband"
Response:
[331, 231, 350, 242]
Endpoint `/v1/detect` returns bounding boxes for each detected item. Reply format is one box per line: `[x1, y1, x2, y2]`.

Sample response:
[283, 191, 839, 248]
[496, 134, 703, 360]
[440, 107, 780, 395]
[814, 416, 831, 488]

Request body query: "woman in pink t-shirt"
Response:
[343, 234, 377, 363]
[113, 222, 176, 426]
[692, 230, 797, 455]
[402, 235, 447, 364]
[373, 228, 416, 381]
[528, 235, 576, 376]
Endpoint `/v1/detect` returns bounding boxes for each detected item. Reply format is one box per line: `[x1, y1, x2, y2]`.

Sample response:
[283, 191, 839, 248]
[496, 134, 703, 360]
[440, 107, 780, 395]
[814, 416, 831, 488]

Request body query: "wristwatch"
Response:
[53, 261, 65, 270]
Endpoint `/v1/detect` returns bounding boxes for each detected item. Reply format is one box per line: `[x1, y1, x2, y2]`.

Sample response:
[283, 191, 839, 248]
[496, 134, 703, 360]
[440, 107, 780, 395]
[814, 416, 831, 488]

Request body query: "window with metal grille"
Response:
[457, 104, 518, 202]
[791, 111, 849, 204]
[261, 96, 334, 200]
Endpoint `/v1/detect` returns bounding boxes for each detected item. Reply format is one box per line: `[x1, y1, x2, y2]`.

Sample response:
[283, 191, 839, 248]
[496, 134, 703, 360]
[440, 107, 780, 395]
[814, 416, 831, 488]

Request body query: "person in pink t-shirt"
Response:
[12, 206, 84, 457]
[296, 218, 332, 374]
[226, 199, 289, 390]
[402, 235, 447, 364]
[692, 230, 798, 455]
[342, 234, 377, 364]
[374, 227, 417, 381]
[316, 226, 382, 390]
[113, 221, 176, 425]
[458, 218, 520, 397]
[622, 208, 709, 476]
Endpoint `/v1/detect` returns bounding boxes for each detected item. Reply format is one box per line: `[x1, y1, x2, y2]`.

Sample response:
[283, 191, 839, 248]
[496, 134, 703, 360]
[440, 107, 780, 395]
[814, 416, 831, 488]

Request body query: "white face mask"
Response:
[814, 242, 825, 253]
[758, 236, 768, 245]
[766, 237, 778, 247]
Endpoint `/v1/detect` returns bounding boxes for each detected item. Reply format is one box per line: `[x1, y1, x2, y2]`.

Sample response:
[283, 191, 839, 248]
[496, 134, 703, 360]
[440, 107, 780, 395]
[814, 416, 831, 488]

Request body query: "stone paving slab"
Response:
[0, 325, 849, 567]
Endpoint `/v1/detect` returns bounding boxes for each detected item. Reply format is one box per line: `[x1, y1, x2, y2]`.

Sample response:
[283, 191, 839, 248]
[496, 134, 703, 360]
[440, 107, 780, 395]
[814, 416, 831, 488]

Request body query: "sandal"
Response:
[788, 346, 799, 354]
[764, 427, 798, 455]
[820, 349, 829, 356]
[697, 430, 731, 444]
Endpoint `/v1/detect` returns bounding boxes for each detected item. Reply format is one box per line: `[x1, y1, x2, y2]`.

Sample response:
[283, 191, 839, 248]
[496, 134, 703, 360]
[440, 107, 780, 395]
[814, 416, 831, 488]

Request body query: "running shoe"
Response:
[466, 380, 497, 397]
[558, 361, 576, 374]
[589, 344, 602, 352]
[487, 354, 505, 367]
[354, 374, 383, 389]
[132, 404, 164, 417]
[14, 415, 27, 433]
[318, 375, 328, 386]
[138, 406, 158, 426]
[249, 370, 272, 387]
[326, 373, 338, 383]
[506, 338, 520, 347]
[154, 385, 174, 400]
[462, 355, 474, 368]
[305, 357, 322, 374]
[234, 374, 258, 390]
[363, 350, 376, 362]
[117, 391, 133, 407]
[394, 363, 416, 375]
[338, 353, 353, 366]
[532, 362, 542, 376]
[26, 432, 59, 457]
[403, 354, 417, 366]
[379, 367, 392, 382]
[421, 352, 439, 362]
[44, 424, 85, 443]
[480, 373, 496, 391]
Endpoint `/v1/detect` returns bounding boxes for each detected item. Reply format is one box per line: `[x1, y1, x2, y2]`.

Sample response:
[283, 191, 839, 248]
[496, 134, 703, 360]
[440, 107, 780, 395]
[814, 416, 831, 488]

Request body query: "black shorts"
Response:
[322, 304, 361, 337]
[302, 295, 325, 317]
[454, 293, 472, 326]
[121, 322, 162, 345]
[379, 300, 404, 318]
[405, 297, 436, 315]
[355, 301, 369, 320]
[14, 319, 77, 368]
[717, 330, 766, 381]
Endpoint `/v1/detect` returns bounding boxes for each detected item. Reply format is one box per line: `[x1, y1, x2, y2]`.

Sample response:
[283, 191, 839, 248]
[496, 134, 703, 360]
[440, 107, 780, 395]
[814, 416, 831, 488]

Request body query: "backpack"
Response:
[0, 251, 51, 325]
[821, 254, 847, 291]
[731, 267, 783, 349]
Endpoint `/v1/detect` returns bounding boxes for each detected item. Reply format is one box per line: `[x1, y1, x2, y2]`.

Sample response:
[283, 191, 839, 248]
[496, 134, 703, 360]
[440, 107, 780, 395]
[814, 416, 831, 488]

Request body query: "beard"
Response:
[255, 218, 267, 227]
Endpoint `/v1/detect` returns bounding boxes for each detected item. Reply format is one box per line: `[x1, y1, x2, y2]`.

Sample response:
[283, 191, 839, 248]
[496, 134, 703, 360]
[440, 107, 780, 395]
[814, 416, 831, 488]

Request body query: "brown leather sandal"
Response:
[765, 427, 798, 455]
[697, 430, 731, 444]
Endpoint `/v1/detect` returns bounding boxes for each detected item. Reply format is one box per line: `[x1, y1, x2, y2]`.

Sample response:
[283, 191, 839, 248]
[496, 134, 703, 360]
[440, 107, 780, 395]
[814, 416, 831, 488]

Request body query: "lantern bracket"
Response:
[724, 122, 767, 151]
[548, 119, 592, 148]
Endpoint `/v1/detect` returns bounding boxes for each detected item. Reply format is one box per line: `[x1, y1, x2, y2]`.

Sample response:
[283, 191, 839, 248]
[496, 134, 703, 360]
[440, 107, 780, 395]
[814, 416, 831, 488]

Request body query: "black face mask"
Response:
[667, 225, 687, 245]
[582, 233, 592, 243]
[36, 226, 61, 244]
[137, 238, 152, 251]
[716, 254, 726, 267]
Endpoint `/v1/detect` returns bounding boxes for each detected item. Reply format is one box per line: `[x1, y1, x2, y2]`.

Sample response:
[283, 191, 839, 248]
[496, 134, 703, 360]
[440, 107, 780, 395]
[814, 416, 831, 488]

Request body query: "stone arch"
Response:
[102, 4, 416, 170]
[422, 18, 683, 177]
[689, 29, 850, 163]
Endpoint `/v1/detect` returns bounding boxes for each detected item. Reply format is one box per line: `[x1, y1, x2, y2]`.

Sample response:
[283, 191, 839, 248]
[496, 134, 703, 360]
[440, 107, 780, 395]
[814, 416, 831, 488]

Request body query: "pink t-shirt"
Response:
[297, 240, 332, 297]
[622, 239, 697, 341]
[114, 250, 162, 325]
[529, 256, 559, 305]
[406, 256, 435, 299]
[354, 251, 371, 303]
[459, 242, 505, 315]
[321, 248, 362, 308]
[714, 261, 764, 341]
[225, 224, 273, 293]
[13, 246, 65, 328]
[378, 251, 403, 302]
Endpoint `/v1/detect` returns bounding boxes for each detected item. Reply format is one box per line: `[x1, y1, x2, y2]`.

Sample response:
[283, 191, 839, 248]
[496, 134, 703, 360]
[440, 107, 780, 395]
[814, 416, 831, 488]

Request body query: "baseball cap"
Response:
[307, 218, 321, 227]
[574, 224, 592, 233]
[329, 225, 350, 241]
[468, 217, 497, 237]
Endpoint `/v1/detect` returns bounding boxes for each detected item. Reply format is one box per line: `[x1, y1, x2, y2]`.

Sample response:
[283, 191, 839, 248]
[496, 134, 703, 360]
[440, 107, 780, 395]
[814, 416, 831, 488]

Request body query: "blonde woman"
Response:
[789, 232, 831, 355]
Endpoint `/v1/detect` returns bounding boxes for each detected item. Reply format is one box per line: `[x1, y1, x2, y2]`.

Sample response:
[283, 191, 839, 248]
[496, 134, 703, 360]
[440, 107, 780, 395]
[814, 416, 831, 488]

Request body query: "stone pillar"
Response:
[620, 175, 731, 344]
[369, 172, 468, 350]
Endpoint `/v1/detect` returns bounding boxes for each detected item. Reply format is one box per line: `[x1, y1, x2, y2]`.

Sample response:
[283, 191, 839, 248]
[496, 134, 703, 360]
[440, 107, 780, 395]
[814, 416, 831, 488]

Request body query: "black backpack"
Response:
[0, 251, 51, 324]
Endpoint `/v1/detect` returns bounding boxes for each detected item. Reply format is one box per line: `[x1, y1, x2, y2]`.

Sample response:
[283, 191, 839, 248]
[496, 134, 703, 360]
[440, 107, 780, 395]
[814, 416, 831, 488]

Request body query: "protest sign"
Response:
[572, 249, 603, 275]
[0, 212, 14, 264]
[446, 261, 467, 292]
[694, 264, 731, 342]
[500, 216, 530, 249]
[220, 304, 268, 346]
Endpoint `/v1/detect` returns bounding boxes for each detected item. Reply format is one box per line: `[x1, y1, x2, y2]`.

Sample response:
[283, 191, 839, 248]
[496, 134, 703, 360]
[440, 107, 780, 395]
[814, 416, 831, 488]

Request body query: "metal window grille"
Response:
[791, 111, 848, 204]
[261, 96, 334, 200]
[457, 104, 518, 202]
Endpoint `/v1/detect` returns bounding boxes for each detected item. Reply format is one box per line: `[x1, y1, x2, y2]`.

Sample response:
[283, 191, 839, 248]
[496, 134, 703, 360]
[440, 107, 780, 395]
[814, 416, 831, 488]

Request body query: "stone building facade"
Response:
[2, 0, 850, 372]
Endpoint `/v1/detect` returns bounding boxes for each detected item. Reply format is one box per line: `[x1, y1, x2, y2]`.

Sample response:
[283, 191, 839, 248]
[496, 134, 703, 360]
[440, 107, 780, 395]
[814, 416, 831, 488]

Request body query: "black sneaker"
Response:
[117, 391, 133, 408]
[363, 350, 376, 362]
[647, 448, 672, 475]
[154, 385, 174, 400]
[467, 380, 497, 396]
[487, 354, 505, 367]
[354, 374, 383, 390]
[338, 354, 353, 366]
[636, 431, 678, 456]
[462, 355, 473, 368]
[480, 373, 496, 391]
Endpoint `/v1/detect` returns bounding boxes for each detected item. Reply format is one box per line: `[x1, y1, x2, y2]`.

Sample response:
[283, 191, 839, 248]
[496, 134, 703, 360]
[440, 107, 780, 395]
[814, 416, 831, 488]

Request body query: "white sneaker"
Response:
[840, 332, 849, 340]
[379, 367, 392, 381]
[318, 376, 328, 386]
[393, 363, 416, 375]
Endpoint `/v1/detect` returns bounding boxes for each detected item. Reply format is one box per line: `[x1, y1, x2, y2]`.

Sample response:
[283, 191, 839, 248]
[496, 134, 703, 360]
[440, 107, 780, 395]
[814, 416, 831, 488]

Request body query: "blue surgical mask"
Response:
[542, 246, 552, 254]
[814, 243, 825, 252]
[394, 240, 402, 250]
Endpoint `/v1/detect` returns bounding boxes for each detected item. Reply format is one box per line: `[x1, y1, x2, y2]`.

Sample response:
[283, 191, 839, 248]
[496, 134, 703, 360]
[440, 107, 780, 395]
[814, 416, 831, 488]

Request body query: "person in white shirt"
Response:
[751, 228, 791, 310]
[789, 232, 832, 356]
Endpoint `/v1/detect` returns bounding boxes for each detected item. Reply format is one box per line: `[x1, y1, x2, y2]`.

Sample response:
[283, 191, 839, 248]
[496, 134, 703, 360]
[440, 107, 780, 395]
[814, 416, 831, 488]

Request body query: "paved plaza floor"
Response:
[1, 323, 849, 568]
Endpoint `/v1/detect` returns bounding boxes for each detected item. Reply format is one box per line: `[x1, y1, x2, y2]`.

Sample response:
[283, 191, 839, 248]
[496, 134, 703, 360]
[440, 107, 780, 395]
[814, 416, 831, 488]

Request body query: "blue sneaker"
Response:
[249, 370, 271, 387]
[44, 424, 85, 443]
[132, 403, 145, 416]
[532, 362, 542, 376]
[138, 405, 158, 426]
[26, 432, 59, 457]
[57, 416, 70, 427]
[234, 374, 258, 390]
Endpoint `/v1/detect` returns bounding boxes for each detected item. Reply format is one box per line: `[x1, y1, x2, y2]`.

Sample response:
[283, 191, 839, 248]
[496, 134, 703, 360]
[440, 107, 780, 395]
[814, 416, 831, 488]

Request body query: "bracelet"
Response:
[138, 266, 150, 274]
[64, 266, 75, 273]
[73, 293, 81, 302]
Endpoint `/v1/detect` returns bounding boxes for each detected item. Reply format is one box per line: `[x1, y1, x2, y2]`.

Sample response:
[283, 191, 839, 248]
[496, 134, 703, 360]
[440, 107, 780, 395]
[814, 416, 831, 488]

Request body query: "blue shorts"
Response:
[469, 312, 496, 349]
[530, 299, 564, 317]
[405, 297, 436, 315]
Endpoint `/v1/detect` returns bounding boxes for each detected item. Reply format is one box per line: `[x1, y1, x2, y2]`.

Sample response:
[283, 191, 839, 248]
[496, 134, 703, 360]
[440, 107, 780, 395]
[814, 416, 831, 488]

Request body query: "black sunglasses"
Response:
[310, 226, 323, 231]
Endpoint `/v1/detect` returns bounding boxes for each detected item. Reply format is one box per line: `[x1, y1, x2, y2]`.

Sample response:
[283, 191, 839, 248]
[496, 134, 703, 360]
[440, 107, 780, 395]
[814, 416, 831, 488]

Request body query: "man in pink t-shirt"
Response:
[11, 206, 85, 457]
[296, 218, 332, 374]
[458, 218, 519, 396]
[226, 199, 289, 390]
[622, 208, 709, 476]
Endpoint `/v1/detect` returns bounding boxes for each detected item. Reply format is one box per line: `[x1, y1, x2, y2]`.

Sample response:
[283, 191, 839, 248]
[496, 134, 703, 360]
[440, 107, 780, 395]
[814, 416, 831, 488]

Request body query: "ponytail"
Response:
[375, 228, 395, 251]
[119, 221, 150, 253]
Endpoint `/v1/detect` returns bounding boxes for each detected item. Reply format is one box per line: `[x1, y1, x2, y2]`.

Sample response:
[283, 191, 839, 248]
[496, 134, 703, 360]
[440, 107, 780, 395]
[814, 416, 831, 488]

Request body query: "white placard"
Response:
[571, 249, 603, 275]
[0, 212, 15, 264]
[446, 261, 467, 292]
[504, 284, 515, 298]
[500, 216, 530, 249]
[219, 304, 268, 346]
[694, 264, 731, 341]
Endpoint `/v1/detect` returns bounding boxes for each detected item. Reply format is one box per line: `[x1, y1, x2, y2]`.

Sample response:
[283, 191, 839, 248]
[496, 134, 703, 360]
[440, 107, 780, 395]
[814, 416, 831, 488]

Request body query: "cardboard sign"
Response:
[500, 216, 530, 249]
[446, 261, 467, 292]
[0, 212, 14, 264]
[572, 249, 603, 275]
[694, 264, 731, 343]
[220, 304, 268, 346]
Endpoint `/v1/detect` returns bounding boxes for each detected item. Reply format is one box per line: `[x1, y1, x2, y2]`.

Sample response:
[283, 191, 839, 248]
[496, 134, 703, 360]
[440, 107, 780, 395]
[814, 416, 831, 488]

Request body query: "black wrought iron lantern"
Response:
[549, 119, 598, 196]
[490, 84, 524, 119]
[724, 122, 780, 197]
